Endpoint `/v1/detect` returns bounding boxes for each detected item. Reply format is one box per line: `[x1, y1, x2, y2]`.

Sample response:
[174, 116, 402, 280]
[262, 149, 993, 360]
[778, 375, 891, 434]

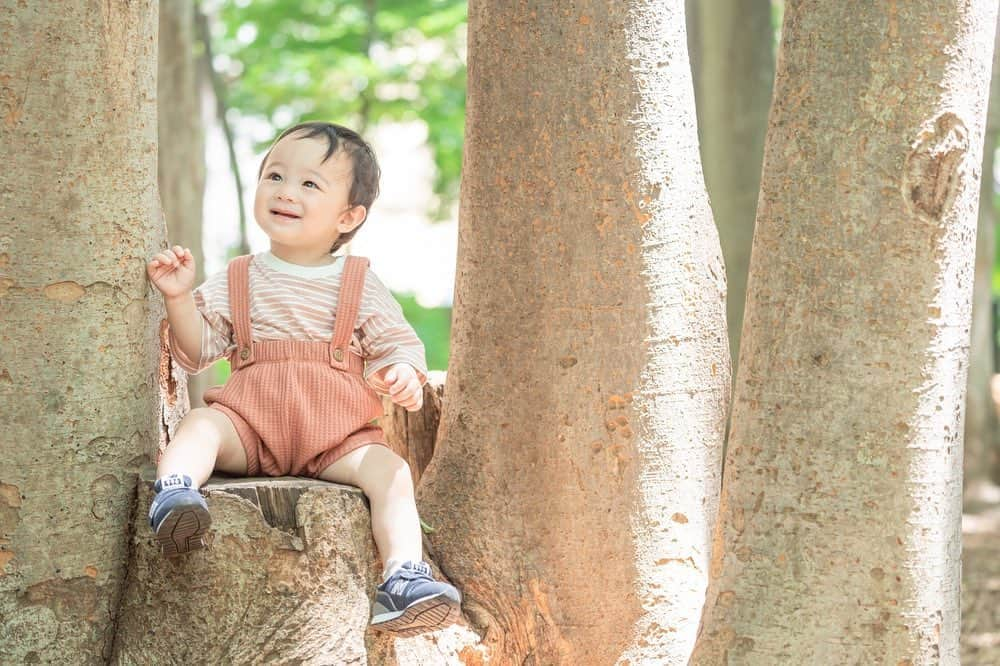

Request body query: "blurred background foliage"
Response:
[209, 0, 467, 221]
[200, 0, 467, 379]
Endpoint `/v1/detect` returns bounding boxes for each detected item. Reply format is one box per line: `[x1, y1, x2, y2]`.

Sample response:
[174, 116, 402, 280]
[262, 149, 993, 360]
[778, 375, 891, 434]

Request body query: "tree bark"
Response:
[690, 0, 775, 377]
[159, 0, 210, 409]
[378, 371, 445, 487]
[965, 14, 1000, 494]
[692, 1, 999, 662]
[0, 1, 160, 662]
[415, 1, 730, 663]
[112, 472, 390, 663]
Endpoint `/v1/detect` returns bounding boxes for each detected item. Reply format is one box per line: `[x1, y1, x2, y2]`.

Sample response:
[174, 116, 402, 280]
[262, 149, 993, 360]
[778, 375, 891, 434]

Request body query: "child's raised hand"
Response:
[384, 363, 423, 412]
[147, 245, 196, 300]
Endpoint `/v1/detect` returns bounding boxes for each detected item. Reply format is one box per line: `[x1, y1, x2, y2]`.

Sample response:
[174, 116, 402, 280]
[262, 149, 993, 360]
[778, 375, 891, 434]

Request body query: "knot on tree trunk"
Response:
[903, 112, 969, 221]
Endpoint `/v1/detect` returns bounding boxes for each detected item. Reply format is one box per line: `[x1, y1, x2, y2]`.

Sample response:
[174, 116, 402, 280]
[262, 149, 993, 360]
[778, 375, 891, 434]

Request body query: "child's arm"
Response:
[162, 291, 203, 364]
[148, 246, 203, 362]
[359, 271, 429, 408]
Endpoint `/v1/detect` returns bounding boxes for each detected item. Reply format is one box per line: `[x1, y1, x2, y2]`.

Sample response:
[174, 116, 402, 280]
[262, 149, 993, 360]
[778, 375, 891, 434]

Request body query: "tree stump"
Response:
[377, 370, 445, 487]
[112, 468, 389, 664]
[114, 369, 489, 663]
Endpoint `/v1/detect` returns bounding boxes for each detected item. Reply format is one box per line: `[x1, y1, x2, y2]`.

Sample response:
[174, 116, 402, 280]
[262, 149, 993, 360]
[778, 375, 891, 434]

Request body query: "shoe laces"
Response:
[388, 561, 432, 588]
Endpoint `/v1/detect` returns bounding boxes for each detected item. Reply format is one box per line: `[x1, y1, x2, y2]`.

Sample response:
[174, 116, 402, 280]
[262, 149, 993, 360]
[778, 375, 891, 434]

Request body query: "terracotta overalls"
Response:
[203, 254, 388, 477]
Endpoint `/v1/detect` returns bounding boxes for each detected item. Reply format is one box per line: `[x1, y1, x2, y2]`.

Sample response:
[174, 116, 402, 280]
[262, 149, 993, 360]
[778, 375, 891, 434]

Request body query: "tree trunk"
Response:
[965, 14, 1000, 494]
[692, 1, 998, 662]
[0, 1, 160, 662]
[415, 2, 730, 663]
[690, 0, 775, 377]
[159, 0, 210, 409]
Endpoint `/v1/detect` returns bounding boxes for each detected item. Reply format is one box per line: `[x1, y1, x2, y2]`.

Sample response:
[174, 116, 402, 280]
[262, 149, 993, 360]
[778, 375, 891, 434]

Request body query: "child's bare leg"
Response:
[319, 444, 422, 570]
[158, 407, 248, 486]
[151, 407, 247, 556]
[322, 444, 460, 634]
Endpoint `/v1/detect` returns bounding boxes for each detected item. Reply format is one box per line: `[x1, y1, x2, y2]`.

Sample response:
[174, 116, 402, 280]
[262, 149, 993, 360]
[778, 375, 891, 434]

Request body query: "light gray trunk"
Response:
[965, 14, 1000, 493]
[0, 1, 160, 662]
[159, 0, 209, 409]
[693, 1, 998, 662]
[415, 1, 729, 663]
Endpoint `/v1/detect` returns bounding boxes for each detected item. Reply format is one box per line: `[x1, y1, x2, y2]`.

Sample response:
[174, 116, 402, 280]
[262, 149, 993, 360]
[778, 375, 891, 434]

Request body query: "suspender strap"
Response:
[329, 256, 368, 369]
[227, 255, 256, 369]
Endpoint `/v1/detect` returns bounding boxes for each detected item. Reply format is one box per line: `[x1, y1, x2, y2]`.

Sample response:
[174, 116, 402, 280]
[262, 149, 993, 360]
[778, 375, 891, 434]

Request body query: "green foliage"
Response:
[208, 0, 467, 221]
[395, 293, 451, 371]
[771, 0, 784, 54]
[212, 357, 232, 385]
[993, 188, 1000, 297]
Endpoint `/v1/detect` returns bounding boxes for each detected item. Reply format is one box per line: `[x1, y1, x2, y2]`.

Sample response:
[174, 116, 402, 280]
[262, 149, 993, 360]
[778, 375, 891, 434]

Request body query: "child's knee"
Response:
[176, 407, 239, 446]
[182, 406, 218, 425]
[357, 446, 412, 491]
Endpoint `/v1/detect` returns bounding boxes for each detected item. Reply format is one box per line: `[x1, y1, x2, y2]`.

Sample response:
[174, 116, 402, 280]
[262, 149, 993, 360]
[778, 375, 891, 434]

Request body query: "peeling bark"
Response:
[378, 371, 445, 487]
[159, 0, 209, 409]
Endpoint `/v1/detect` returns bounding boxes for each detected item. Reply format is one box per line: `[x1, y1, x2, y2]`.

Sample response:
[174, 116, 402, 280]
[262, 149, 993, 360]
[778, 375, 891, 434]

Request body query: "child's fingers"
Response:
[388, 375, 417, 397]
[394, 385, 423, 411]
[405, 393, 424, 412]
[150, 248, 191, 268]
[172, 246, 193, 265]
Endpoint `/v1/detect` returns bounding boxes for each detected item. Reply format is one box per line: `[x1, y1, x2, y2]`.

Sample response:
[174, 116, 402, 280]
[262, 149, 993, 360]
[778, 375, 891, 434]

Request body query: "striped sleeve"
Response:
[358, 269, 428, 395]
[167, 270, 235, 375]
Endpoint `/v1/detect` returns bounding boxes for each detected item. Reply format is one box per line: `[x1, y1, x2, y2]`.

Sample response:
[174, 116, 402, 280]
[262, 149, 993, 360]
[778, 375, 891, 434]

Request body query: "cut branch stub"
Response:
[378, 370, 445, 487]
[903, 112, 970, 221]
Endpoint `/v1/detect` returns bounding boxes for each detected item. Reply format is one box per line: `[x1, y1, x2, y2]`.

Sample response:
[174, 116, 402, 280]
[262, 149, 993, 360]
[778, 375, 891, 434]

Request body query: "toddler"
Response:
[146, 121, 460, 637]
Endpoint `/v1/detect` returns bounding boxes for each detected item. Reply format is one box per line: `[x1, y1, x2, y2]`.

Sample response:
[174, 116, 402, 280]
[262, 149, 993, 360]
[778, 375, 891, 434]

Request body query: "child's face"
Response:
[254, 132, 365, 260]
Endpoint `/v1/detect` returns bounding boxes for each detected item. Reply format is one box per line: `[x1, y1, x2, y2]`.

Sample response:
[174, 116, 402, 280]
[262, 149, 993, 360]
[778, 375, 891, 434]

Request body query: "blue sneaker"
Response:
[371, 560, 462, 636]
[148, 474, 211, 557]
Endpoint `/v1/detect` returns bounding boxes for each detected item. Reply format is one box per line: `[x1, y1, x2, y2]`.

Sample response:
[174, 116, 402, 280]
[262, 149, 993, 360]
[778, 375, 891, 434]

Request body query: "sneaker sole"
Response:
[155, 505, 211, 557]
[370, 594, 462, 637]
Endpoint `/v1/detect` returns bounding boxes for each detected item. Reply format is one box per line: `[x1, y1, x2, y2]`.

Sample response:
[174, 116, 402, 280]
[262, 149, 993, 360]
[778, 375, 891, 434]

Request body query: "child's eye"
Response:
[266, 172, 282, 182]
[304, 180, 319, 189]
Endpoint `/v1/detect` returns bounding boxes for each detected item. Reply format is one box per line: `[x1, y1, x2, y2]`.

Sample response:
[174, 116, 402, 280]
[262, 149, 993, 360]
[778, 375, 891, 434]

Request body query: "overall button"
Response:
[333, 348, 344, 361]
[240, 347, 250, 360]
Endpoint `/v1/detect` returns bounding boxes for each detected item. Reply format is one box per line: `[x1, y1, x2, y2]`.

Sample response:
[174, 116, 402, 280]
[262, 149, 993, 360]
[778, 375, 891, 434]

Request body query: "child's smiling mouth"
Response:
[270, 208, 301, 220]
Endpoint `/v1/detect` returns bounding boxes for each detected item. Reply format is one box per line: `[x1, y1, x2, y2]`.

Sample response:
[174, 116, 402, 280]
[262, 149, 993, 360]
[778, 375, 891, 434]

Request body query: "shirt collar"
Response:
[259, 251, 345, 278]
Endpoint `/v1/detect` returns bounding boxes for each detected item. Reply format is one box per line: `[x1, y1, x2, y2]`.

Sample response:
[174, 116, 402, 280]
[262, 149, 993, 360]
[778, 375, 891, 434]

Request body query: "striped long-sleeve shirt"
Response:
[168, 251, 428, 395]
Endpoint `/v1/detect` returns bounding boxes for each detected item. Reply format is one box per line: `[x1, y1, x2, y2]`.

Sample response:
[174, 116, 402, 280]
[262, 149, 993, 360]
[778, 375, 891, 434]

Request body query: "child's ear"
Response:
[337, 204, 367, 234]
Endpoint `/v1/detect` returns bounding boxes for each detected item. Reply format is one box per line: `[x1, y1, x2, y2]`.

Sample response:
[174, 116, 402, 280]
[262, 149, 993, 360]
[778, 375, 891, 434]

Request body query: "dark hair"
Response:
[257, 121, 381, 253]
